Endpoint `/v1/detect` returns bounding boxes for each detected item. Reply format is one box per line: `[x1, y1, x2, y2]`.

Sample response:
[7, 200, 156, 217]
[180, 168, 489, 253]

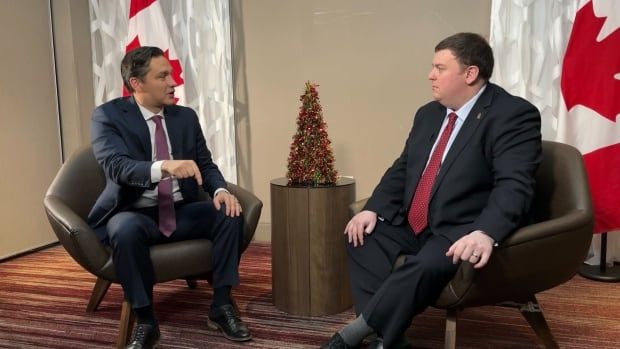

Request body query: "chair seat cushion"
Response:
[96, 239, 214, 284]
[151, 239, 213, 282]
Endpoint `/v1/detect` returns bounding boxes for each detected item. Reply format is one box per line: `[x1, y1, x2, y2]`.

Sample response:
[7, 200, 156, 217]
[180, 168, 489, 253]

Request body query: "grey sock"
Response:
[338, 315, 374, 347]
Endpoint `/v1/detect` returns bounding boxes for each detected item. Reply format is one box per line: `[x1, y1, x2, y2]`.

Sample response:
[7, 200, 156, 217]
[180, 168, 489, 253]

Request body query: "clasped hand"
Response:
[162, 160, 203, 185]
[161, 160, 241, 217]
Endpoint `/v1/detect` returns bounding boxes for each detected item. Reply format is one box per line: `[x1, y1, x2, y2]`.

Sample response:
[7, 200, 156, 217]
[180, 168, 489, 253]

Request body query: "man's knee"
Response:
[344, 231, 370, 253]
[399, 253, 457, 284]
[214, 206, 244, 238]
[231, 214, 245, 241]
[216, 205, 243, 227]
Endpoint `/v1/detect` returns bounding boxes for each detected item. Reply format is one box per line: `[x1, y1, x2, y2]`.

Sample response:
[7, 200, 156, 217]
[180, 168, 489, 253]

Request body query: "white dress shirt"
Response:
[426, 84, 487, 166]
[132, 103, 227, 208]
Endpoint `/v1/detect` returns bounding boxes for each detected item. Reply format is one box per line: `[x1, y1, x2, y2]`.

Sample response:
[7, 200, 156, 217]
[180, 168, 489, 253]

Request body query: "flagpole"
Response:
[578, 232, 620, 282]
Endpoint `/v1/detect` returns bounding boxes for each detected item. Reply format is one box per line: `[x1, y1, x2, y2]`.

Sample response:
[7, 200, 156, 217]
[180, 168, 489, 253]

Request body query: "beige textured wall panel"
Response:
[0, 0, 61, 258]
[52, 0, 95, 158]
[232, 0, 491, 241]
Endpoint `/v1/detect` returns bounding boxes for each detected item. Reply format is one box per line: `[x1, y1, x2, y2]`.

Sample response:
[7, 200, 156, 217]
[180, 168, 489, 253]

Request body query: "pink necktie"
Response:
[152, 115, 176, 237]
[408, 113, 458, 234]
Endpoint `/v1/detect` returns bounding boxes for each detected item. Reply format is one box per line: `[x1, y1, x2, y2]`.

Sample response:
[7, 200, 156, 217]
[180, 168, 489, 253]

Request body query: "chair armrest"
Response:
[44, 195, 110, 274]
[501, 209, 592, 247]
[349, 198, 369, 217]
[226, 182, 263, 251]
[437, 209, 593, 308]
[436, 261, 476, 307]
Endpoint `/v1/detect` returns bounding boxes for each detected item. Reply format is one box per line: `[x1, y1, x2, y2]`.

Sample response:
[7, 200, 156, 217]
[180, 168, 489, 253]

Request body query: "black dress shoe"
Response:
[125, 323, 160, 349]
[320, 333, 360, 349]
[207, 304, 252, 341]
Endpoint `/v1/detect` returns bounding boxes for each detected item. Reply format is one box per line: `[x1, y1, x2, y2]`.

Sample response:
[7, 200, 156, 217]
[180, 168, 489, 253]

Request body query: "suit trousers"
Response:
[105, 201, 244, 309]
[347, 220, 459, 347]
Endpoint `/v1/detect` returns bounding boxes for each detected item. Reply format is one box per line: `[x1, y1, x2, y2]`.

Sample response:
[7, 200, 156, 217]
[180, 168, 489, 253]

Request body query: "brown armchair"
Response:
[43, 146, 262, 348]
[350, 140, 593, 349]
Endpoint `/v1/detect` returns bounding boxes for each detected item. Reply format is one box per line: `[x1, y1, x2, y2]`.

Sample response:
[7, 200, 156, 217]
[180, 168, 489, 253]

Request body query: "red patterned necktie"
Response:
[408, 112, 458, 234]
[152, 115, 176, 237]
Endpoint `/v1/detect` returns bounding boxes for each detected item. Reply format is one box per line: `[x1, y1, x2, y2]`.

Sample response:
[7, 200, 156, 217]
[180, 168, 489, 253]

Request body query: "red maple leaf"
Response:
[561, 1, 620, 122]
[125, 36, 141, 52]
[162, 49, 185, 87]
[163, 49, 184, 104]
[129, 0, 156, 19]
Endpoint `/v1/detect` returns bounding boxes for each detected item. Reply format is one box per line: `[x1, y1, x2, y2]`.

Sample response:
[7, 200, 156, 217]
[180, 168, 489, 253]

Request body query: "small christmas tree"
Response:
[287, 81, 337, 186]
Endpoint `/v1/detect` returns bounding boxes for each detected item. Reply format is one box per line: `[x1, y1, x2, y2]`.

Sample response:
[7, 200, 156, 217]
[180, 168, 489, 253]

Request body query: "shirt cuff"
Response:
[214, 188, 229, 197]
[151, 161, 164, 183]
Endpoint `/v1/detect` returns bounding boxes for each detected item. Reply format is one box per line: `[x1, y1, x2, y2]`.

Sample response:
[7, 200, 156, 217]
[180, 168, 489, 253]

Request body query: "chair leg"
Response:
[86, 277, 112, 312]
[444, 308, 457, 349]
[116, 300, 135, 349]
[519, 296, 559, 349]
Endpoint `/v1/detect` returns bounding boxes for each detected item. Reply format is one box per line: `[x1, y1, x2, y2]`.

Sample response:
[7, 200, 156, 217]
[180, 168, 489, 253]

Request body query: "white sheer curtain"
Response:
[489, 0, 620, 265]
[89, 0, 237, 183]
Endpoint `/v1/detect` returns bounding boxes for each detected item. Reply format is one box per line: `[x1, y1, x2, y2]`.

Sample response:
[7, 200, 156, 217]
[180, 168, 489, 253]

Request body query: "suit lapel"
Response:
[429, 84, 495, 199]
[123, 97, 152, 158]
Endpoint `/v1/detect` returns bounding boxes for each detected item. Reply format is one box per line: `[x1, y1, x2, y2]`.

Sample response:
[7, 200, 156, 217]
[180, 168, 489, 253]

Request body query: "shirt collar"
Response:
[137, 103, 164, 121]
[447, 84, 487, 122]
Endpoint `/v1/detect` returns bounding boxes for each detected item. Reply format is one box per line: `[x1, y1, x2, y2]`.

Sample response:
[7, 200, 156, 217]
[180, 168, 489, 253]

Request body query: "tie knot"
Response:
[151, 115, 163, 126]
[448, 112, 458, 124]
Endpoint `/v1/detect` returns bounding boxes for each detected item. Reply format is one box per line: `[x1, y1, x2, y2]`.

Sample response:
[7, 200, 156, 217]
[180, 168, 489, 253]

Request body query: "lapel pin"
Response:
[476, 112, 482, 120]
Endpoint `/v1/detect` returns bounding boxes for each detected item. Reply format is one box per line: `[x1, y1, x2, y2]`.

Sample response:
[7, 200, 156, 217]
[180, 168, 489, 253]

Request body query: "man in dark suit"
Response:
[321, 33, 542, 349]
[88, 46, 251, 348]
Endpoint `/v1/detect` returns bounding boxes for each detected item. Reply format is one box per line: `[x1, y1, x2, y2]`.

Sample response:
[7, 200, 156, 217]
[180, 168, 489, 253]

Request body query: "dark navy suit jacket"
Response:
[364, 83, 542, 244]
[87, 96, 226, 240]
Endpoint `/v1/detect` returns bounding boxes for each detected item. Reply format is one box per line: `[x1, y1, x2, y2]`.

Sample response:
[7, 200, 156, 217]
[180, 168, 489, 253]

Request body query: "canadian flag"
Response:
[123, 0, 185, 105]
[558, 0, 620, 233]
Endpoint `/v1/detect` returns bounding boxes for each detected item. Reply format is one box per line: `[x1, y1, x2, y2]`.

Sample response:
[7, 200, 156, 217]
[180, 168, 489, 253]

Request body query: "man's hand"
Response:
[446, 230, 494, 269]
[214, 191, 242, 217]
[161, 160, 203, 185]
[344, 210, 377, 247]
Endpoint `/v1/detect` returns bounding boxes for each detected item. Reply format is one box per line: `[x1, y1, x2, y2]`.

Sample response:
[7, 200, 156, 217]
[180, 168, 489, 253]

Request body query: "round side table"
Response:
[270, 177, 355, 316]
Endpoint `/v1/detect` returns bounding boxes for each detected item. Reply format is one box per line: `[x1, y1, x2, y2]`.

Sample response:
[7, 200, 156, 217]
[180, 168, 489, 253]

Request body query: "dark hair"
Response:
[435, 32, 494, 82]
[121, 46, 164, 93]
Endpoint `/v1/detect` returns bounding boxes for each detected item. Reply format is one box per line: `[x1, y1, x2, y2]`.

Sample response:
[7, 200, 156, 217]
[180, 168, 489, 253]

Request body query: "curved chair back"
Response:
[349, 140, 594, 348]
[44, 145, 263, 348]
[44, 145, 263, 283]
[44, 147, 110, 277]
[436, 140, 593, 308]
